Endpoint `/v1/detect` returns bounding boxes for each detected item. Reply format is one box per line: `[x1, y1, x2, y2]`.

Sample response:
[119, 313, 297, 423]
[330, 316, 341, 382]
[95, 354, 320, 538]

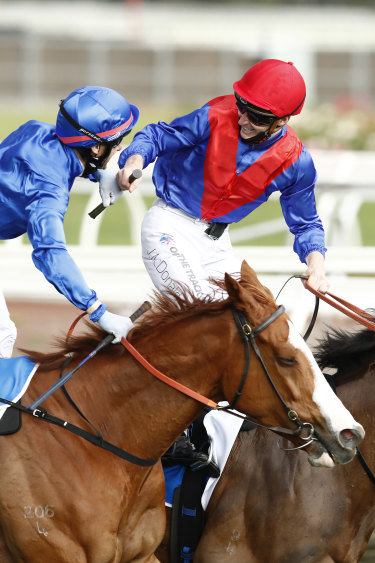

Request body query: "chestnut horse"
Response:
[0, 262, 364, 562]
[159, 324, 375, 563]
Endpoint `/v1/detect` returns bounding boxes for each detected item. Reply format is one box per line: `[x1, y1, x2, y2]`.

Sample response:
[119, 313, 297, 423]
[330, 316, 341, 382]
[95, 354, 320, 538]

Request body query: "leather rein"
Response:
[2, 301, 311, 465]
[121, 304, 316, 442]
[277, 275, 375, 337]
[305, 284, 375, 332]
[10, 282, 375, 471]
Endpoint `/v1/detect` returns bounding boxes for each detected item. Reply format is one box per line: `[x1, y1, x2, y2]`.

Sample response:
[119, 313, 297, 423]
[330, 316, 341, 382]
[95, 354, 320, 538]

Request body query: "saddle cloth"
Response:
[0, 357, 38, 420]
[164, 406, 243, 509]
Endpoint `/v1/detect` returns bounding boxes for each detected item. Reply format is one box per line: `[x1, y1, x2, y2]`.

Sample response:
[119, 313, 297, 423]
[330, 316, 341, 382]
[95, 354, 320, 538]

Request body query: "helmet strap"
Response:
[78, 144, 112, 177]
[240, 128, 271, 145]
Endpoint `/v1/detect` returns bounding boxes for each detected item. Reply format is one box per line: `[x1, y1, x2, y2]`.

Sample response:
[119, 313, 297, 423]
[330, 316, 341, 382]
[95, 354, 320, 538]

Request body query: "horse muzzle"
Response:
[306, 424, 365, 468]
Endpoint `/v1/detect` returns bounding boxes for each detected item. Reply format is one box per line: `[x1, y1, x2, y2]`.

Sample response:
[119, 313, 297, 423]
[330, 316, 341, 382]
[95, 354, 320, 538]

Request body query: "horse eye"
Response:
[277, 357, 297, 367]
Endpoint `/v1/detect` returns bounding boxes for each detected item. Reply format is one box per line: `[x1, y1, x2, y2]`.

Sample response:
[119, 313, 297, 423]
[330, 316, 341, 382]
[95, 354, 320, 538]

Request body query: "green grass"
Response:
[358, 203, 375, 246]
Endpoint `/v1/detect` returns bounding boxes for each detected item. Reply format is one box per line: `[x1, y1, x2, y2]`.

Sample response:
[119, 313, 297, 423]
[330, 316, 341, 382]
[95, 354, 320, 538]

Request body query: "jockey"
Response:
[115, 59, 329, 472]
[0, 85, 140, 358]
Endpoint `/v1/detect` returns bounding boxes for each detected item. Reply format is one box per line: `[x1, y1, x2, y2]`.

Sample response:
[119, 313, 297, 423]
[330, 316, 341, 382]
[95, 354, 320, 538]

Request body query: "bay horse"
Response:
[159, 324, 375, 563]
[0, 261, 364, 563]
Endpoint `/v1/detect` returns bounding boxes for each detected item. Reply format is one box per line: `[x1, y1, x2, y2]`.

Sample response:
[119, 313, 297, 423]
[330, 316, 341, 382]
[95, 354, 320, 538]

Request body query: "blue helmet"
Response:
[56, 85, 140, 148]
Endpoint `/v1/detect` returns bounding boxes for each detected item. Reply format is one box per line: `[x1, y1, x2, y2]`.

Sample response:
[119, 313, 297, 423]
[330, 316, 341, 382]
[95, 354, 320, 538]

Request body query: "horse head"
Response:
[223, 260, 364, 468]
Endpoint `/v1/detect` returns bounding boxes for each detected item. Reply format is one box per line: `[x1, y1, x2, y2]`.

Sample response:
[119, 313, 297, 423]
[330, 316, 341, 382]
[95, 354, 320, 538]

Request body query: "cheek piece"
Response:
[78, 132, 130, 177]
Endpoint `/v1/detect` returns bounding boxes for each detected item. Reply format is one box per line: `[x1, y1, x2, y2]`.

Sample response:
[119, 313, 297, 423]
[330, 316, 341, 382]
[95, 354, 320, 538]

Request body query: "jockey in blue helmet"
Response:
[56, 85, 139, 175]
[0, 85, 140, 359]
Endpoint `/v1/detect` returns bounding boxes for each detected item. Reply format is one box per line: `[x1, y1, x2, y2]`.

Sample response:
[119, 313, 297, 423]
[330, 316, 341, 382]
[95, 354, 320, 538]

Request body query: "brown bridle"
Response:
[121, 304, 316, 443]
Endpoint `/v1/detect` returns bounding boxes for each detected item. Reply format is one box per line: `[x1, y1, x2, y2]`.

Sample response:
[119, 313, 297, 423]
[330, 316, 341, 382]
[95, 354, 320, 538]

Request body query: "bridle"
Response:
[4, 300, 318, 465]
[121, 304, 318, 448]
[219, 307, 317, 448]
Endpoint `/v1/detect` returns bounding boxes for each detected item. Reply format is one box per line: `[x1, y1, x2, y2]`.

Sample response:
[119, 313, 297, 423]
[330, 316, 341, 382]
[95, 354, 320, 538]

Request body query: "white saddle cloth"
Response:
[201, 405, 244, 510]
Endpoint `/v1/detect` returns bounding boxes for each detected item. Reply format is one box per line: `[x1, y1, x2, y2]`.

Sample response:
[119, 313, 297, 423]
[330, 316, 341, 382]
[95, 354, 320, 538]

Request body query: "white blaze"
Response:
[287, 321, 364, 437]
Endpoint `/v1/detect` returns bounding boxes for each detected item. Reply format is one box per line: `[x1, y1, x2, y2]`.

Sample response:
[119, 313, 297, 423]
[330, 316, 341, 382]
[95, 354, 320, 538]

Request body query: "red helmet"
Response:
[233, 59, 306, 117]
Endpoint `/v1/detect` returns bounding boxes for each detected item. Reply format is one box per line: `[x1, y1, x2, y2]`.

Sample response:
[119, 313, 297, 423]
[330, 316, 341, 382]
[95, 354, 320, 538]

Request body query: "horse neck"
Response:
[337, 367, 375, 496]
[77, 310, 233, 460]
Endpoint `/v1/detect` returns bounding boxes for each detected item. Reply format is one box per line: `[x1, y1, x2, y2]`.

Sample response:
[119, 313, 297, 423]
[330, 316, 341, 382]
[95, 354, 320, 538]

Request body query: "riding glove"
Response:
[97, 169, 123, 208]
[97, 311, 134, 343]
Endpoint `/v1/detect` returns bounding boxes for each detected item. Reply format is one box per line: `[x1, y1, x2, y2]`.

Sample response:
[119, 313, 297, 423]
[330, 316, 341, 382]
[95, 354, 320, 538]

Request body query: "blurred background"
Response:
[1, 1, 375, 559]
[2, 1, 375, 350]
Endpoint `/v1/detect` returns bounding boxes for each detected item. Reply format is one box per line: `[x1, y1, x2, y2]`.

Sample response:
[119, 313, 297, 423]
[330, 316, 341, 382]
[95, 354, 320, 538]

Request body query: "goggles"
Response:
[110, 129, 132, 148]
[234, 93, 277, 127]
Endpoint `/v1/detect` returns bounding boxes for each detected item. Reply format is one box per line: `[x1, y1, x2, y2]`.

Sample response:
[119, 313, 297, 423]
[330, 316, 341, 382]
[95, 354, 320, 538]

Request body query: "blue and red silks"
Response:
[201, 95, 302, 221]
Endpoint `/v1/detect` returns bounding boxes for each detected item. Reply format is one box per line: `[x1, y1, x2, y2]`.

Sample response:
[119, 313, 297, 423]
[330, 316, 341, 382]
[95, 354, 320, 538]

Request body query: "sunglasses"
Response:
[235, 94, 276, 127]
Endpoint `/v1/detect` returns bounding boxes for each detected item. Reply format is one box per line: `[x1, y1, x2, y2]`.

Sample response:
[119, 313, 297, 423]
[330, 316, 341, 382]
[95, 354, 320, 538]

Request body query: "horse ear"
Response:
[240, 260, 258, 282]
[240, 260, 271, 295]
[225, 260, 255, 308]
[225, 260, 273, 313]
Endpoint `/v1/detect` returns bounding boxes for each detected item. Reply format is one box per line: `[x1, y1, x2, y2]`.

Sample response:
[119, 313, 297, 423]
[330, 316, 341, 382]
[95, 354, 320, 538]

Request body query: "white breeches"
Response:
[0, 288, 17, 358]
[141, 198, 243, 480]
[141, 198, 241, 298]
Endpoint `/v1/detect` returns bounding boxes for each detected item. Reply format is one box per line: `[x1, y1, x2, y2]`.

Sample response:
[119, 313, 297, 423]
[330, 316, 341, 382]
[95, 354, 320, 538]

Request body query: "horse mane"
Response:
[314, 326, 375, 384]
[21, 281, 231, 371]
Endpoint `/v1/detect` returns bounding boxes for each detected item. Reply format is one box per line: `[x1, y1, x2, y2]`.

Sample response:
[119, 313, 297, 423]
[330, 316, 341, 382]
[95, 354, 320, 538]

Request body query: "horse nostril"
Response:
[342, 429, 355, 440]
[339, 428, 364, 448]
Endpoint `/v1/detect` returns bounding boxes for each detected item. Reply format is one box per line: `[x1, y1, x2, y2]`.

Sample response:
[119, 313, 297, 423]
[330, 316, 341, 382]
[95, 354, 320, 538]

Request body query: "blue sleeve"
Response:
[118, 106, 210, 169]
[279, 148, 327, 263]
[26, 183, 106, 319]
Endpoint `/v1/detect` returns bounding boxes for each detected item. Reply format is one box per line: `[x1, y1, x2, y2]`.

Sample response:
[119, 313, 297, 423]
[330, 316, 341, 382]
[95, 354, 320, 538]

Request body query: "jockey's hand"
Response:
[97, 311, 134, 343]
[97, 169, 123, 208]
[303, 251, 330, 293]
[117, 154, 144, 193]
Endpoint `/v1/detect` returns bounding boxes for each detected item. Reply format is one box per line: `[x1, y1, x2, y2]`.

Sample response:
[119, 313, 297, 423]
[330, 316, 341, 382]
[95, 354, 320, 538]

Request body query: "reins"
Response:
[0, 301, 159, 467]
[305, 284, 375, 332]
[121, 304, 314, 441]
[276, 274, 375, 337]
[0, 397, 158, 467]
[22, 297, 317, 460]
[119, 338, 217, 409]
[6, 277, 374, 470]
[275, 274, 320, 342]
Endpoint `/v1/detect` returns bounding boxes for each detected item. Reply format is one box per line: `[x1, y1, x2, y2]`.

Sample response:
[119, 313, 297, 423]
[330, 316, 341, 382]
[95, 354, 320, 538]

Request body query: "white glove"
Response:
[97, 169, 123, 208]
[97, 311, 134, 343]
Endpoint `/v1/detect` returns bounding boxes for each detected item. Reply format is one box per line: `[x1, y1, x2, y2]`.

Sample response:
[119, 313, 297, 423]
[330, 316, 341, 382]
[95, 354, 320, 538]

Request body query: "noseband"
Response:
[222, 307, 317, 447]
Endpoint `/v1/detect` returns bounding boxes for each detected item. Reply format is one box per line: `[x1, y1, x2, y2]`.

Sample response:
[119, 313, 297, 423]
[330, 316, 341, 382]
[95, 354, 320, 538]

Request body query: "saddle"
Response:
[0, 356, 37, 435]
[0, 401, 22, 435]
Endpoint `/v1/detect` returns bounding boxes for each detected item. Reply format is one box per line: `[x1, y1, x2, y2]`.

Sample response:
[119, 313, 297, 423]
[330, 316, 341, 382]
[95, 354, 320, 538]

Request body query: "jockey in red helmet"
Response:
[116, 58, 328, 476]
[233, 59, 306, 144]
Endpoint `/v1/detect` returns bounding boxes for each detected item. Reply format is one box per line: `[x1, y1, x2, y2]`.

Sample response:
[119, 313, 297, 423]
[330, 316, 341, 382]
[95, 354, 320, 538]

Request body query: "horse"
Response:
[158, 323, 375, 563]
[0, 261, 364, 563]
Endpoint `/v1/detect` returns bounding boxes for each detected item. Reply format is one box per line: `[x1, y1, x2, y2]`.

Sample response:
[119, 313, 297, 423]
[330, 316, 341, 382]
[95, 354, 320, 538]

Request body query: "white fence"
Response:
[2, 244, 375, 334]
